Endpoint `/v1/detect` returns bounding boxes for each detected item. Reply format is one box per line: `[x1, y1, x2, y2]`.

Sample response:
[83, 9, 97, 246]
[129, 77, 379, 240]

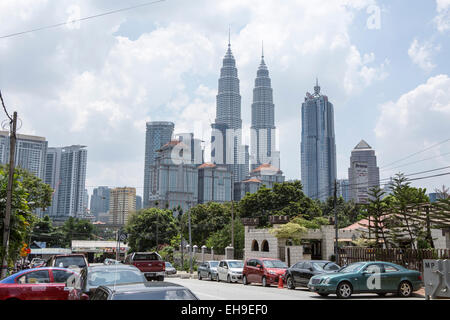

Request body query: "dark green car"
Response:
[307, 261, 423, 299]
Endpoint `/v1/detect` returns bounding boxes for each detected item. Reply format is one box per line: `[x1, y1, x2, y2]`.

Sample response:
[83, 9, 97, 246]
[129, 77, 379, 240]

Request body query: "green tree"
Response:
[320, 196, 361, 228]
[125, 208, 178, 252]
[61, 217, 96, 247]
[362, 186, 390, 248]
[205, 219, 245, 251]
[0, 165, 53, 271]
[31, 215, 65, 247]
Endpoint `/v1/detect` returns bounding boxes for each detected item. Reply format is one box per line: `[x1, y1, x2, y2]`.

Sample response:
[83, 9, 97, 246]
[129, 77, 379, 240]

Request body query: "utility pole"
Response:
[1, 111, 17, 279]
[231, 200, 234, 249]
[333, 179, 339, 265]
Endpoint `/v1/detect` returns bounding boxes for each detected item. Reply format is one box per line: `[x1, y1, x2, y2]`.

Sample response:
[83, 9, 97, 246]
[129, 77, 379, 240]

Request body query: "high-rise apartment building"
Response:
[210, 37, 248, 185]
[250, 49, 280, 171]
[109, 187, 136, 226]
[197, 163, 232, 204]
[300, 80, 337, 201]
[143, 121, 174, 208]
[348, 140, 380, 204]
[44, 145, 87, 220]
[135, 195, 142, 210]
[0, 131, 48, 179]
[337, 179, 350, 202]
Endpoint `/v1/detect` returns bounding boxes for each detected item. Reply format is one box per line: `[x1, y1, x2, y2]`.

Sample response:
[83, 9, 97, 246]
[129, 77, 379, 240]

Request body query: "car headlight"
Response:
[268, 271, 277, 275]
[323, 277, 331, 284]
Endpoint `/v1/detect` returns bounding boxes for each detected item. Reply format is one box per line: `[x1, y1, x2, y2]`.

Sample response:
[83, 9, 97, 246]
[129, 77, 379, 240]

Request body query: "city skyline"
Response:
[0, 1, 449, 198]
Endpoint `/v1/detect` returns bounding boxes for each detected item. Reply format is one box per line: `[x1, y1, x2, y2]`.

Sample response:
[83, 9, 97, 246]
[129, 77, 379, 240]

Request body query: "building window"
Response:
[261, 240, 269, 252]
[251, 240, 259, 251]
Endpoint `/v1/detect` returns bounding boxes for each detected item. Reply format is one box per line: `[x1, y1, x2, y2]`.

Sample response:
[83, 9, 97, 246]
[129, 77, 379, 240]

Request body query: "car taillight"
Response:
[418, 275, 422, 281]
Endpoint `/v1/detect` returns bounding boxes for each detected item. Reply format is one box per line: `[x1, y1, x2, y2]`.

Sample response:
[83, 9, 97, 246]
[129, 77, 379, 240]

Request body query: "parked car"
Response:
[90, 282, 199, 300]
[242, 258, 288, 287]
[30, 258, 46, 268]
[216, 260, 244, 283]
[165, 262, 177, 275]
[307, 261, 423, 299]
[0, 267, 79, 300]
[68, 264, 146, 300]
[124, 252, 165, 281]
[285, 260, 340, 289]
[197, 261, 219, 280]
[45, 254, 88, 273]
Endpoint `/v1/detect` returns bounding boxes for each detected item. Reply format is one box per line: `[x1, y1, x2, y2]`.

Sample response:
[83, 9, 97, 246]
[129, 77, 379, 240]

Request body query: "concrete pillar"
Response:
[225, 246, 234, 260]
[211, 247, 214, 260]
[201, 245, 207, 262]
[193, 245, 198, 261]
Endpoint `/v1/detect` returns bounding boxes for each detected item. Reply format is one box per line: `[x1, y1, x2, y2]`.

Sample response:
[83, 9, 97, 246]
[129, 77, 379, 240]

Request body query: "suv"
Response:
[242, 258, 287, 287]
[46, 254, 88, 272]
[124, 252, 165, 281]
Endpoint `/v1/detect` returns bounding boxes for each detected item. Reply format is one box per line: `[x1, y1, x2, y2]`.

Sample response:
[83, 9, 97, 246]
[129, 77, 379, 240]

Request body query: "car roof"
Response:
[0, 267, 78, 283]
[52, 254, 86, 258]
[103, 281, 186, 293]
[87, 265, 140, 272]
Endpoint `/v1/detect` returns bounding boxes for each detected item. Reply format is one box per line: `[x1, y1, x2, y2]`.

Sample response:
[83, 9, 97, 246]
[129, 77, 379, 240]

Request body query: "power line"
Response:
[0, 89, 12, 121]
[380, 151, 450, 172]
[379, 138, 450, 170]
[0, 0, 166, 40]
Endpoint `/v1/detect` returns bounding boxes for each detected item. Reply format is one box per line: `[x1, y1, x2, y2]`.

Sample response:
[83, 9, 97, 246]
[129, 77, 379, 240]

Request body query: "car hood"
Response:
[266, 268, 286, 275]
[210, 267, 217, 272]
[229, 268, 243, 273]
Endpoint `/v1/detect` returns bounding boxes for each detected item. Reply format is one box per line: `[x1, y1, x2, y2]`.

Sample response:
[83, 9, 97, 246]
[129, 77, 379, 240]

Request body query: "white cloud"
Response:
[375, 74, 450, 190]
[408, 39, 439, 72]
[435, 0, 450, 32]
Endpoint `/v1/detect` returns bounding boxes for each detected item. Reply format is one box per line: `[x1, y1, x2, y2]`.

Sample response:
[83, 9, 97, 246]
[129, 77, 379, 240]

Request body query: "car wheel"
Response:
[398, 281, 412, 297]
[217, 274, 220, 282]
[198, 272, 202, 280]
[318, 293, 329, 297]
[243, 275, 249, 285]
[336, 282, 353, 299]
[227, 275, 231, 283]
[262, 276, 269, 287]
[158, 276, 164, 281]
[208, 273, 212, 281]
[286, 276, 295, 290]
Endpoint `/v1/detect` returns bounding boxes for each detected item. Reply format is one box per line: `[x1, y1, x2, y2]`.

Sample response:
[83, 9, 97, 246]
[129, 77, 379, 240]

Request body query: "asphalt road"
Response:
[167, 277, 424, 300]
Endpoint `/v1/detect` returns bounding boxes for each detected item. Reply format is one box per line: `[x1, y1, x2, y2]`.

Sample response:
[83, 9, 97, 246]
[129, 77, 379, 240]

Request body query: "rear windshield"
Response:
[55, 256, 86, 268]
[133, 253, 161, 261]
[88, 270, 144, 287]
[112, 289, 196, 300]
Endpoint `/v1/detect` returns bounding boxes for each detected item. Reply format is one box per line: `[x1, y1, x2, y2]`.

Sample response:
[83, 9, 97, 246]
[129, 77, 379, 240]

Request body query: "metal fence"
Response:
[338, 247, 450, 273]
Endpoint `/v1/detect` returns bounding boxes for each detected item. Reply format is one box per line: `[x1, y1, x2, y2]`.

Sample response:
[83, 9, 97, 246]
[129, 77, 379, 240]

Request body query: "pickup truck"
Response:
[124, 252, 165, 281]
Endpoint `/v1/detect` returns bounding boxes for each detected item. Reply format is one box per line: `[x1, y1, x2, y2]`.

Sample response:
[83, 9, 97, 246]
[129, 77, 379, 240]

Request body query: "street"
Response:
[167, 277, 425, 300]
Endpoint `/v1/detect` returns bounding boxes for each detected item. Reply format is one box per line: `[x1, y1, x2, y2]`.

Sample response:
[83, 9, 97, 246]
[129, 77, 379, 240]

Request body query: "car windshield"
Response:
[209, 262, 219, 267]
[55, 256, 86, 268]
[338, 262, 366, 273]
[263, 260, 287, 268]
[312, 262, 340, 271]
[227, 261, 244, 268]
[87, 270, 143, 287]
[133, 253, 160, 261]
[165, 262, 173, 267]
[113, 289, 196, 300]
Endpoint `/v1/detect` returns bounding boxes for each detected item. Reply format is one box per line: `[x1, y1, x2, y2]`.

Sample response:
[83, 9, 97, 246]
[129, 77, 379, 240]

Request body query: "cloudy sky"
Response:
[1, 0, 449, 198]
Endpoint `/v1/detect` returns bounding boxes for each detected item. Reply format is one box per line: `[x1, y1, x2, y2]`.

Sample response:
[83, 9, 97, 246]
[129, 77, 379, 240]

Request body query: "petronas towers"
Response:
[211, 36, 280, 192]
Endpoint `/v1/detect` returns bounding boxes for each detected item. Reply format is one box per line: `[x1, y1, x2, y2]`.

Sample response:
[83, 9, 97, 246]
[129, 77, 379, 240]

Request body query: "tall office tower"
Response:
[135, 195, 142, 210]
[143, 121, 174, 208]
[337, 179, 350, 202]
[348, 140, 380, 204]
[109, 187, 136, 226]
[44, 145, 87, 220]
[90, 186, 110, 219]
[211, 36, 247, 185]
[300, 80, 337, 201]
[149, 140, 198, 212]
[0, 131, 48, 179]
[250, 48, 279, 171]
[176, 132, 203, 165]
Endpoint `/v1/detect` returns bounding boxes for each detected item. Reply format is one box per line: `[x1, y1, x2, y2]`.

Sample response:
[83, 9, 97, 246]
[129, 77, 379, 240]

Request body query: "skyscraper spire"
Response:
[228, 25, 231, 48]
[262, 40, 264, 58]
[314, 77, 321, 95]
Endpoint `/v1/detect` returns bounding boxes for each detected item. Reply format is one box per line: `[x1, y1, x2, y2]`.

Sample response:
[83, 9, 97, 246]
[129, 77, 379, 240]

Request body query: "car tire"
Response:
[286, 276, 295, 290]
[217, 274, 220, 282]
[227, 275, 231, 283]
[243, 275, 249, 285]
[198, 272, 202, 280]
[318, 293, 329, 297]
[398, 281, 413, 297]
[208, 273, 212, 281]
[262, 276, 269, 287]
[158, 276, 164, 281]
[336, 282, 353, 299]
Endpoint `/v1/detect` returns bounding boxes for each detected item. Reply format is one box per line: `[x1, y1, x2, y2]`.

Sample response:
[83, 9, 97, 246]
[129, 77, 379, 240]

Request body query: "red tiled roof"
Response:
[198, 163, 216, 169]
[251, 163, 281, 174]
[242, 178, 262, 183]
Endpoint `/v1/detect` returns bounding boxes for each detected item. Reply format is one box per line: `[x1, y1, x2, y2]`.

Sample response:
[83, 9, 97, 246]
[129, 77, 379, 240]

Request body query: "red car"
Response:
[242, 258, 288, 287]
[124, 252, 165, 281]
[0, 267, 79, 300]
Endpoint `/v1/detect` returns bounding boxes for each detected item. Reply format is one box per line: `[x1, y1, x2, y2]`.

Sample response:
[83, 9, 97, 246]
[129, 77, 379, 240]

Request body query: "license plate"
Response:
[146, 273, 155, 276]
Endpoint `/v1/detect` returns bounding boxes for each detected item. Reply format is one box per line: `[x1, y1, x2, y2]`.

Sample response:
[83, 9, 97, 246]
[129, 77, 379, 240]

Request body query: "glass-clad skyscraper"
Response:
[143, 121, 174, 208]
[301, 80, 336, 201]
